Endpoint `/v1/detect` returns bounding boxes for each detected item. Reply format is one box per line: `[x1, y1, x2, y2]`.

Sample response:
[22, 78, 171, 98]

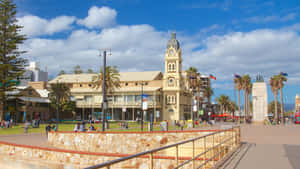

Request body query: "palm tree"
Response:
[215, 95, 230, 114]
[228, 101, 238, 117]
[246, 83, 253, 118]
[186, 67, 202, 120]
[234, 77, 242, 120]
[278, 74, 287, 125]
[92, 66, 121, 94]
[242, 75, 251, 121]
[269, 75, 280, 124]
[92, 66, 120, 124]
[49, 83, 75, 122]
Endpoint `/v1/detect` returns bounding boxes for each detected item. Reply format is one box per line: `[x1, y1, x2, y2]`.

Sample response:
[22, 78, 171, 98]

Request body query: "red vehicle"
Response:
[295, 112, 300, 124]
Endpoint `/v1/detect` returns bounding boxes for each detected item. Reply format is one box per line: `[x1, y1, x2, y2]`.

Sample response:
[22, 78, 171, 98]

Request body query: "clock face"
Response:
[169, 49, 174, 56]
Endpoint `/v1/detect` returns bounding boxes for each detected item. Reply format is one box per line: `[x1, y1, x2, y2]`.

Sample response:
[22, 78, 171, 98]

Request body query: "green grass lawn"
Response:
[0, 121, 195, 135]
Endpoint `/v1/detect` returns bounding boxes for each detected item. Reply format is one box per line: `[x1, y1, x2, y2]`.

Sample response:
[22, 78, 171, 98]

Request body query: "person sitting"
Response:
[79, 122, 85, 132]
[88, 124, 95, 131]
[74, 123, 80, 132]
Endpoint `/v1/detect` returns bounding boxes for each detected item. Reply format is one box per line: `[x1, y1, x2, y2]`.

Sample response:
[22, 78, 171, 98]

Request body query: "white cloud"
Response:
[77, 6, 117, 29]
[21, 25, 168, 75]
[17, 15, 76, 37]
[183, 28, 300, 85]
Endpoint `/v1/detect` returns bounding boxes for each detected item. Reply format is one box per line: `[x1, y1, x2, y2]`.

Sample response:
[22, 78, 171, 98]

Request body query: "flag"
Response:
[280, 72, 288, 76]
[234, 74, 241, 78]
[209, 74, 216, 80]
[189, 76, 196, 79]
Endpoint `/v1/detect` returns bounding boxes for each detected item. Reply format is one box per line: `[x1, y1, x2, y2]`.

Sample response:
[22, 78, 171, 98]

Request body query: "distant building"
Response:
[20, 62, 48, 86]
[295, 94, 300, 112]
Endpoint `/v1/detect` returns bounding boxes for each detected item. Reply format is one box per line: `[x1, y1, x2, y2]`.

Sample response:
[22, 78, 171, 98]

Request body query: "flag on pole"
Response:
[234, 74, 241, 78]
[280, 72, 288, 76]
[209, 74, 216, 80]
[189, 76, 196, 79]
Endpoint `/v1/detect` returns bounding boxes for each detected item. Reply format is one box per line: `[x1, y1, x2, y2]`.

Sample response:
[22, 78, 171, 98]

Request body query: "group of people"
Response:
[119, 122, 129, 129]
[0, 119, 13, 129]
[45, 124, 57, 137]
[74, 122, 96, 132]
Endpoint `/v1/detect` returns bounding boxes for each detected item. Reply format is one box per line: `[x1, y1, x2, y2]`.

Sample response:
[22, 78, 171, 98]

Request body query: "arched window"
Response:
[172, 96, 175, 103]
[168, 64, 172, 71]
[172, 64, 175, 71]
[168, 96, 171, 103]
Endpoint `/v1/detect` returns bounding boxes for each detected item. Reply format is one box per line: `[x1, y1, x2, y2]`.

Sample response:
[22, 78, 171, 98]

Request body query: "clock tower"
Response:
[163, 32, 184, 120]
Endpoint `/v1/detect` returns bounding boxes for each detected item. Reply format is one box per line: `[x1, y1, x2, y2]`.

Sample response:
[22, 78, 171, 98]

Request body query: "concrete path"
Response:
[221, 124, 300, 169]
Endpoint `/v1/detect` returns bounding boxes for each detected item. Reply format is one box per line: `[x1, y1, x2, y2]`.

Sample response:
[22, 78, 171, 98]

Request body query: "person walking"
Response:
[45, 124, 52, 138]
[24, 121, 29, 133]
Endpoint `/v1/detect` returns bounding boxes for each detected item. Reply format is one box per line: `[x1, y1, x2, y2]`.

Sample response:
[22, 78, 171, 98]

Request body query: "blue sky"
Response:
[14, 0, 300, 107]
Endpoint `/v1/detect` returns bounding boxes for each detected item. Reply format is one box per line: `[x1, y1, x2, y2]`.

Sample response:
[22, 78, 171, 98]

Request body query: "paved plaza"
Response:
[220, 124, 300, 169]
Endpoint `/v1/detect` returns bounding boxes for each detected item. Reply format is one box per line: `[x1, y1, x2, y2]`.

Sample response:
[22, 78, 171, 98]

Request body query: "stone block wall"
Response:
[48, 130, 213, 154]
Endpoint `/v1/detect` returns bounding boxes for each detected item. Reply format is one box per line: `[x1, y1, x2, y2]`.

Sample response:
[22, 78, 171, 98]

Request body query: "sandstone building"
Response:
[50, 33, 211, 121]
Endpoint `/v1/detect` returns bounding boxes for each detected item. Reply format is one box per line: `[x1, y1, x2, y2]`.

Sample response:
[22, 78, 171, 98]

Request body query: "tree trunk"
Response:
[280, 88, 284, 125]
[238, 90, 240, 123]
[248, 93, 251, 118]
[274, 94, 278, 125]
[244, 90, 247, 123]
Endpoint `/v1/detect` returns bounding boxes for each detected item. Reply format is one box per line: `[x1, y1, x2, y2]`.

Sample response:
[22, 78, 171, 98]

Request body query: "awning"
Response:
[19, 96, 50, 103]
[74, 95, 84, 99]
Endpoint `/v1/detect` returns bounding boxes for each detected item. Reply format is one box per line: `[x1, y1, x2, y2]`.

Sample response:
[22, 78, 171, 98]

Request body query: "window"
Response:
[172, 64, 175, 71]
[88, 84, 92, 87]
[168, 64, 172, 71]
[84, 96, 93, 103]
[125, 83, 128, 86]
[145, 82, 148, 85]
[135, 82, 138, 86]
[167, 95, 176, 104]
[80, 84, 82, 87]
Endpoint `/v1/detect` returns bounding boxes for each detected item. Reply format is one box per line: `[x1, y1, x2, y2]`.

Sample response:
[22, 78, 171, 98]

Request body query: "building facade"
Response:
[50, 33, 209, 121]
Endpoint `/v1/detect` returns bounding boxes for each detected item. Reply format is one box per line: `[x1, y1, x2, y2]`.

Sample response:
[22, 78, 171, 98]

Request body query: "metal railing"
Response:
[85, 126, 241, 169]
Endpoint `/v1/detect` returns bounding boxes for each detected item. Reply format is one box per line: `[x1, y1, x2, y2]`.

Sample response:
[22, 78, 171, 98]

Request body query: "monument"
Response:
[252, 74, 268, 124]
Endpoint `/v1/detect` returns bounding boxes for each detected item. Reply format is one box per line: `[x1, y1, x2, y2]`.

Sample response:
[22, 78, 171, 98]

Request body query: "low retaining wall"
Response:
[48, 130, 214, 154]
[0, 140, 208, 169]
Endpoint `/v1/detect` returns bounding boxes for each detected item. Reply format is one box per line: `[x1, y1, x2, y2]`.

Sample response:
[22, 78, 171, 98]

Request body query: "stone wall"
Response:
[48, 130, 213, 154]
[0, 141, 208, 169]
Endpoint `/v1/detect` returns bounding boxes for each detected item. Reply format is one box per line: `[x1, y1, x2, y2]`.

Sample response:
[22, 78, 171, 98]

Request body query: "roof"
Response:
[36, 89, 50, 98]
[49, 71, 163, 83]
[19, 96, 50, 103]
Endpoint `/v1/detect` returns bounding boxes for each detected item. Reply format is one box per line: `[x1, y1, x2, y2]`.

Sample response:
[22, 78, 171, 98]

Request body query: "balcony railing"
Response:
[84, 126, 241, 169]
[76, 101, 162, 108]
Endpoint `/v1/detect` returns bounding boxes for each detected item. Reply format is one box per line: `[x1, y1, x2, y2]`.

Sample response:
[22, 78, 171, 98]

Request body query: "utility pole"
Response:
[56, 80, 59, 131]
[141, 82, 144, 131]
[102, 50, 107, 132]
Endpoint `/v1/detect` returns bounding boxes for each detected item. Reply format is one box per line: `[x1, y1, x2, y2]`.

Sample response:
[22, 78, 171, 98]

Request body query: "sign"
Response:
[193, 105, 197, 112]
[199, 110, 204, 116]
[142, 94, 148, 110]
[122, 107, 126, 112]
[156, 111, 160, 117]
[193, 100, 197, 105]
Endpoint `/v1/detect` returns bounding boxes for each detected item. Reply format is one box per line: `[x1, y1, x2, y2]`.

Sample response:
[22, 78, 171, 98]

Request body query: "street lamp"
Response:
[140, 82, 145, 131]
[56, 80, 59, 131]
[101, 50, 107, 132]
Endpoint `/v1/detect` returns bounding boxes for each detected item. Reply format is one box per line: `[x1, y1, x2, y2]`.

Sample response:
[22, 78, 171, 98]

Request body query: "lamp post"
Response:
[141, 82, 144, 131]
[56, 80, 59, 131]
[102, 50, 107, 132]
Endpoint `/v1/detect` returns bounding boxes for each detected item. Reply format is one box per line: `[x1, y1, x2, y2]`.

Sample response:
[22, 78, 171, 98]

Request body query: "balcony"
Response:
[76, 100, 162, 108]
